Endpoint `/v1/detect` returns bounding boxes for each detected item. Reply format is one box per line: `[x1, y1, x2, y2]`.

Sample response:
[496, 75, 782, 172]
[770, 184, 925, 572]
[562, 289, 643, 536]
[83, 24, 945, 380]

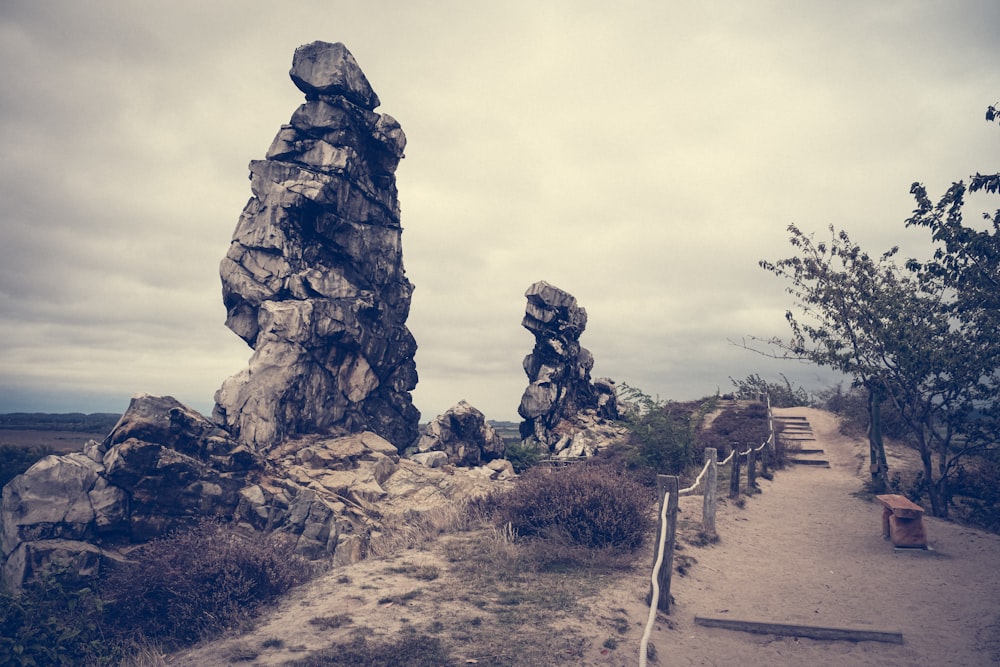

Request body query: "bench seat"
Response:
[875, 494, 927, 548]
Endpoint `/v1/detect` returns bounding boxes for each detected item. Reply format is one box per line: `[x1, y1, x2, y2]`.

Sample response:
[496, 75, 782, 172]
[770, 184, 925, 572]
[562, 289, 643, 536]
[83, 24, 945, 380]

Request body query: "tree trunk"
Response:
[919, 438, 944, 517]
[935, 449, 950, 519]
[867, 387, 889, 492]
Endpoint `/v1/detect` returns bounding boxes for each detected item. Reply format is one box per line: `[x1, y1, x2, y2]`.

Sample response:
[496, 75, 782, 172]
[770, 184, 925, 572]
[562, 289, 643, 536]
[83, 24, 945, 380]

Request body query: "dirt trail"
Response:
[658, 407, 1000, 666]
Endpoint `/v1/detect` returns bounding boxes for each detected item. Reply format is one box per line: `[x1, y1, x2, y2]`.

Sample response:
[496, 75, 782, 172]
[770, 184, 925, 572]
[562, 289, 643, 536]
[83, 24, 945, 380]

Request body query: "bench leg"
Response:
[881, 508, 892, 540]
[888, 515, 927, 548]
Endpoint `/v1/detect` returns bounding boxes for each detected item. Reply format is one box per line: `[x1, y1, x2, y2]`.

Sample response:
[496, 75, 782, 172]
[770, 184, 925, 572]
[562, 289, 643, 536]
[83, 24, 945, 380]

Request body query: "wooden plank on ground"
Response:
[788, 458, 830, 467]
[694, 616, 904, 644]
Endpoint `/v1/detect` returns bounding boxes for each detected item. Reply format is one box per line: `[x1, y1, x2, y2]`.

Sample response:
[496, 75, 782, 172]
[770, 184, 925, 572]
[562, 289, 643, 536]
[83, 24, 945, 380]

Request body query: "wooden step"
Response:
[788, 458, 830, 467]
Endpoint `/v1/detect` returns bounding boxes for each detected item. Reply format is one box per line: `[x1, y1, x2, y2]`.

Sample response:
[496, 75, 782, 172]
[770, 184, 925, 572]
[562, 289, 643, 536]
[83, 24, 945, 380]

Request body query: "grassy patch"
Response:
[282, 632, 456, 667]
[308, 614, 353, 630]
[385, 563, 441, 581]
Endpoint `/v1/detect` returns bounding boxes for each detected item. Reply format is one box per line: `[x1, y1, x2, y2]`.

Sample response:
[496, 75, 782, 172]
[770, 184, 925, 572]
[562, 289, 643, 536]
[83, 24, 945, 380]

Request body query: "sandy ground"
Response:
[657, 407, 1000, 666]
[169, 408, 1000, 666]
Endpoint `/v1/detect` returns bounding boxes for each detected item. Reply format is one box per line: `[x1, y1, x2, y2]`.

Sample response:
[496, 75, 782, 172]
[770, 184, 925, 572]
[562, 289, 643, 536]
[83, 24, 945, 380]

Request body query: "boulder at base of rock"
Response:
[415, 401, 505, 466]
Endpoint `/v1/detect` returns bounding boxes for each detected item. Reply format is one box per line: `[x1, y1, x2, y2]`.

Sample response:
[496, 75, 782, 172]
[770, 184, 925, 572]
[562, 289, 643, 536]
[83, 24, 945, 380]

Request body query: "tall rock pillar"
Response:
[518, 281, 619, 449]
[214, 41, 419, 450]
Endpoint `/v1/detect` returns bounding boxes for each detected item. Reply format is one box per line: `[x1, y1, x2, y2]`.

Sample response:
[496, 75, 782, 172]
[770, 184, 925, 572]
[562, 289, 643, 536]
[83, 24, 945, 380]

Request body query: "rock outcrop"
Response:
[1, 395, 260, 590]
[414, 401, 506, 467]
[214, 40, 419, 450]
[1, 394, 514, 591]
[518, 281, 622, 454]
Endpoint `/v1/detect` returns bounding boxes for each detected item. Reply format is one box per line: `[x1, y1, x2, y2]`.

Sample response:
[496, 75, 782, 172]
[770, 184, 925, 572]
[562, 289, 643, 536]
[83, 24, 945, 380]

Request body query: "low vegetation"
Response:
[492, 464, 652, 550]
[0, 521, 311, 665]
[102, 520, 310, 647]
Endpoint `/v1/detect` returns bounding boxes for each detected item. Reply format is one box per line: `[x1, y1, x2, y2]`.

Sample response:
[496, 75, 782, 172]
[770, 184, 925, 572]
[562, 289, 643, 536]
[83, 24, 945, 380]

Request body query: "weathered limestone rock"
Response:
[415, 401, 505, 466]
[517, 281, 621, 453]
[410, 450, 449, 468]
[215, 40, 419, 450]
[0, 394, 262, 591]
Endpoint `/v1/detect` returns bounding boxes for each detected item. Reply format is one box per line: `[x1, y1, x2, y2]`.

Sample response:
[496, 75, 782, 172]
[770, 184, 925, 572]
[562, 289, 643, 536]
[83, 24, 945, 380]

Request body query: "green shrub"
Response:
[624, 401, 697, 479]
[0, 567, 108, 666]
[504, 440, 544, 473]
[494, 465, 651, 551]
[102, 520, 310, 648]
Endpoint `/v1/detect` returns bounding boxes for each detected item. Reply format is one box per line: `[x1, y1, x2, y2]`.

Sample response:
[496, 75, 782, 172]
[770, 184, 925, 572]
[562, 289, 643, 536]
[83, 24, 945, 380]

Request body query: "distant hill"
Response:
[0, 412, 121, 433]
[4, 413, 516, 439]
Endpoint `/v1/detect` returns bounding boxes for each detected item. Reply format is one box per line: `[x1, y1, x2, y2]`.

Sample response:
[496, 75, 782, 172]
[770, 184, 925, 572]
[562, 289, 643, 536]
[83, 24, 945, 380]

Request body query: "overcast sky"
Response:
[1, 1, 998, 422]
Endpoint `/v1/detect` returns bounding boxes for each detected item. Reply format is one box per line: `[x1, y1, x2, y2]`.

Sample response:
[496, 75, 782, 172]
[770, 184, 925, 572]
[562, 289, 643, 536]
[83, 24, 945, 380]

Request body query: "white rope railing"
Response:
[640, 490, 671, 667]
[679, 458, 712, 496]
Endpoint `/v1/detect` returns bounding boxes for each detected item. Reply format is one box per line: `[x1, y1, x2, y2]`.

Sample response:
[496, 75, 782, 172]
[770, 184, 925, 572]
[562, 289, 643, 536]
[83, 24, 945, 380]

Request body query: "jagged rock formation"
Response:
[414, 401, 507, 468]
[3, 41, 544, 592]
[1, 395, 260, 591]
[1, 394, 513, 591]
[214, 40, 419, 450]
[518, 281, 622, 454]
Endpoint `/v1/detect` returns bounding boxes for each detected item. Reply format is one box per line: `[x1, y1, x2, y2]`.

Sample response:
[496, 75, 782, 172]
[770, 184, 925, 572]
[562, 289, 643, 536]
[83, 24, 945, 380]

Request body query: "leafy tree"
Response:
[898, 101, 1000, 515]
[759, 224, 914, 491]
[760, 103, 1000, 515]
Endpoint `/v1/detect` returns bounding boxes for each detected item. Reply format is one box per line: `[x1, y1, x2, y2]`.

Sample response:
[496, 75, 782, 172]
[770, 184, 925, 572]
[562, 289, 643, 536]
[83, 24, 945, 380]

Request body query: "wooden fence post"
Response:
[703, 448, 717, 537]
[729, 445, 741, 499]
[760, 439, 770, 477]
[648, 474, 679, 613]
[747, 445, 757, 493]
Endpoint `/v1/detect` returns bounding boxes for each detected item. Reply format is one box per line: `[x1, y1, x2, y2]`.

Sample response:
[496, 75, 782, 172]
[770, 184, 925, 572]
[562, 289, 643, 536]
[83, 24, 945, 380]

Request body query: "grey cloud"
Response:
[1, 0, 998, 422]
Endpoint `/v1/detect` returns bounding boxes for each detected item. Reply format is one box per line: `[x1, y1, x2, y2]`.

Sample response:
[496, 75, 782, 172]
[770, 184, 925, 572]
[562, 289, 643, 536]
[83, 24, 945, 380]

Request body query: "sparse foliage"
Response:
[284, 632, 456, 667]
[729, 373, 811, 407]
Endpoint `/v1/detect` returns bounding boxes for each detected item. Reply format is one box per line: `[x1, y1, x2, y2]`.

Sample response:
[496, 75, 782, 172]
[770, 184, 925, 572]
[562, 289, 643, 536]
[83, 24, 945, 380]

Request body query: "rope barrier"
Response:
[679, 458, 712, 495]
[640, 490, 671, 667]
[640, 397, 780, 664]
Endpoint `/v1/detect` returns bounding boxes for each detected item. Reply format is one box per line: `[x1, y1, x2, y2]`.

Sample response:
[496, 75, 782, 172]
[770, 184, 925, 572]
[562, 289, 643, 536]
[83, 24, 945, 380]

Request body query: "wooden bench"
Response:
[875, 494, 927, 548]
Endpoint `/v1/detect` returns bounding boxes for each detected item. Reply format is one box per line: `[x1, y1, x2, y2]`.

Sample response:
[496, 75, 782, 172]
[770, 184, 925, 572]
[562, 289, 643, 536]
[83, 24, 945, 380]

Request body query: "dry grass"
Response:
[169, 505, 663, 666]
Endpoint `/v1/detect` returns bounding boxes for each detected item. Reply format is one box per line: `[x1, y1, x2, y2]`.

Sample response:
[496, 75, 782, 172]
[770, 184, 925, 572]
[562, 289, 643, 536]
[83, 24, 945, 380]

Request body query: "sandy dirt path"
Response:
[656, 407, 1000, 666]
